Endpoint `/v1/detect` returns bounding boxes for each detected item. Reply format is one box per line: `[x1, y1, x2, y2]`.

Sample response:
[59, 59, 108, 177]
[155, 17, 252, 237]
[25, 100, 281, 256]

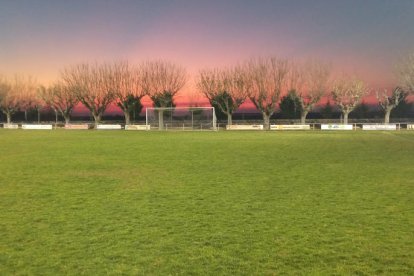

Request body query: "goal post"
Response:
[145, 107, 217, 131]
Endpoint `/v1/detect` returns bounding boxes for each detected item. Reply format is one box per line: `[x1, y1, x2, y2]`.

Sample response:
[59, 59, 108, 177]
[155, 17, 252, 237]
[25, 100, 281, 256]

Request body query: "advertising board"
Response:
[226, 125, 264, 130]
[22, 124, 53, 130]
[96, 124, 122, 130]
[3, 124, 19, 129]
[64, 124, 90, 130]
[125, 125, 150, 130]
[362, 124, 397, 130]
[321, 124, 353, 130]
[270, 124, 311, 130]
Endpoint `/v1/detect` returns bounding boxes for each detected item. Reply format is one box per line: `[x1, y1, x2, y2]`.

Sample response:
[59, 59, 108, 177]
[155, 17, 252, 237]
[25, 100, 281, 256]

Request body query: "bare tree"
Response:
[141, 60, 187, 129]
[0, 75, 35, 124]
[289, 60, 330, 124]
[376, 87, 406, 124]
[38, 82, 79, 124]
[0, 75, 15, 124]
[112, 62, 146, 125]
[29, 87, 45, 123]
[18, 76, 38, 122]
[0, 84, 3, 110]
[397, 52, 414, 93]
[332, 76, 368, 124]
[61, 63, 116, 128]
[197, 66, 248, 125]
[246, 57, 289, 130]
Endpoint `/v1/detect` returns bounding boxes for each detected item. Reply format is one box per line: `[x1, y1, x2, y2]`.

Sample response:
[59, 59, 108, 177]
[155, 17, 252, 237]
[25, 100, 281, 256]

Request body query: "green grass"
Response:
[0, 130, 413, 275]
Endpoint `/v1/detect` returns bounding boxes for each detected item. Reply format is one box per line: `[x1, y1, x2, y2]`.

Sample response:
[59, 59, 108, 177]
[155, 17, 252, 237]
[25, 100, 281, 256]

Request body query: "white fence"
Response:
[2, 121, 414, 131]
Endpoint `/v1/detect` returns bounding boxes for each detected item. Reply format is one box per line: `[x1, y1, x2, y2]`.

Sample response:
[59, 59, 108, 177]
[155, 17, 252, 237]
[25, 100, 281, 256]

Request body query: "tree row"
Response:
[1, 54, 414, 129]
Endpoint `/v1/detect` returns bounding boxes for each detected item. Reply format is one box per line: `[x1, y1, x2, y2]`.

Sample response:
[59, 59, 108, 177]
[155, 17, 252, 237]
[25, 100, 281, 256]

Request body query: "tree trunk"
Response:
[37, 109, 40, 124]
[263, 113, 270, 130]
[92, 113, 102, 129]
[6, 112, 11, 124]
[64, 114, 70, 125]
[384, 109, 391, 124]
[300, 110, 308, 125]
[343, 111, 349, 125]
[158, 110, 164, 130]
[227, 113, 232, 126]
[24, 110, 28, 122]
[123, 111, 131, 126]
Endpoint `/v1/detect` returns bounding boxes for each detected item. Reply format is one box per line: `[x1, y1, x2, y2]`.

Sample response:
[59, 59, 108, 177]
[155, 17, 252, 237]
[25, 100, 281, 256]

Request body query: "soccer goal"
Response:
[145, 107, 217, 130]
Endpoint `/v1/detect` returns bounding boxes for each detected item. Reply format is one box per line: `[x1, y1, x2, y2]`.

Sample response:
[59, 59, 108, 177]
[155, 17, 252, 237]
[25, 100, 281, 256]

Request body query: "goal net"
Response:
[145, 107, 217, 130]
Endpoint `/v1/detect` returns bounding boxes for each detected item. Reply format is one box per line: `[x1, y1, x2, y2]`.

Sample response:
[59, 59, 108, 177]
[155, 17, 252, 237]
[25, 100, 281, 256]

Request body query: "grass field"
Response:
[0, 130, 413, 274]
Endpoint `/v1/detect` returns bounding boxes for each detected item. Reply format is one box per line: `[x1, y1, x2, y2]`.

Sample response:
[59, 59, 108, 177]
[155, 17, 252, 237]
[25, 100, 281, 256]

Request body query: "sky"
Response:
[1, 0, 414, 108]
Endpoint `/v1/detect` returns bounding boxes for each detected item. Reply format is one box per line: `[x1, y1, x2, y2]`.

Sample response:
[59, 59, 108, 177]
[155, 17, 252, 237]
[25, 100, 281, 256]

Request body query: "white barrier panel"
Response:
[362, 124, 397, 131]
[270, 124, 310, 130]
[65, 124, 89, 130]
[321, 124, 353, 130]
[3, 124, 19, 129]
[22, 124, 53, 130]
[96, 124, 122, 130]
[226, 125, 264, 130]
[125, 125, 150, 130]
[407, 124, 414, 130]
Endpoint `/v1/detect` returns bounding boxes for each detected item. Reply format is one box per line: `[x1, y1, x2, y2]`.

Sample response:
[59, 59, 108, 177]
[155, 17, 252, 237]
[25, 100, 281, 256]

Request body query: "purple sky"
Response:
[1, 0, 413, 104]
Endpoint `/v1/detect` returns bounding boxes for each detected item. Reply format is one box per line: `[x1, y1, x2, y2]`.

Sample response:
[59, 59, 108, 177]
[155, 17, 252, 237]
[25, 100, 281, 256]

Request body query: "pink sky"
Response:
[1, 1, 413, 112]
